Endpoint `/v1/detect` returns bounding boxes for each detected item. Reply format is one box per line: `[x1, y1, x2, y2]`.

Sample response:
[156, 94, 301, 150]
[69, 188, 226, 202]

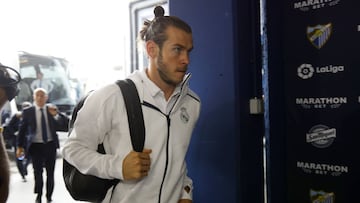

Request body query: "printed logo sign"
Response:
[310, 189, 335, 203]
[297, 161, 348, 176]
[294, 0, 341, 11]
[306, 125, 336, 148]
[298, 64, 314, 79]
[307, 23, 332, 49]
[297, 63, 344, 79]
[296, 97, 347, 109]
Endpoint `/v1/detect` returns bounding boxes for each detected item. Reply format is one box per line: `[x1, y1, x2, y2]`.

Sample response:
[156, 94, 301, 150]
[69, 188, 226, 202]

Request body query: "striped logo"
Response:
[310, 189, 335, 203]
[307, 23, 332, 49]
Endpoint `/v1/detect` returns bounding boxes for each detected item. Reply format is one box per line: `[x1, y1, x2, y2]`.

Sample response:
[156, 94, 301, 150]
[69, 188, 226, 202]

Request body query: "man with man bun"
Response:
[63, 6, 200, 203]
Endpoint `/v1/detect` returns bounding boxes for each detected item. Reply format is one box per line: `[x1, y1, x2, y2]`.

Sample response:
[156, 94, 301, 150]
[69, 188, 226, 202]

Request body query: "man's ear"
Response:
[146, 40, 159, 58]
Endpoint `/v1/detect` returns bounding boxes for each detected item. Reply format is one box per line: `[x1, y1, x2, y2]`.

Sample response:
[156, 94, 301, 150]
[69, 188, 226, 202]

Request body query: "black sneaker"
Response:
[35, 195, 42, 203]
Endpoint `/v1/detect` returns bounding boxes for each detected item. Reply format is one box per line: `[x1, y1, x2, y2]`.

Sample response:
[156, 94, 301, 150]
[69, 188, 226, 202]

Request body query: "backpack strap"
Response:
[63, 79, 145, 202]
[116, 79, 145, 152]
[109, 79, 145, 201]
[68, 90, 93, 132]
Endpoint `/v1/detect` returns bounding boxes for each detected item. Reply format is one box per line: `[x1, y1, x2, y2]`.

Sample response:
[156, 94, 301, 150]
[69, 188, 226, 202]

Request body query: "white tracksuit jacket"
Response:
[62, 70, 201, 203]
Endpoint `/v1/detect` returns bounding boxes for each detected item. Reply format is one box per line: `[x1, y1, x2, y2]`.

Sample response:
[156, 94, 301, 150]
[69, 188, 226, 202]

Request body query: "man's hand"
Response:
[48, 105, 58, 116]
[178, 199, 192, 203]
[123, 149, 152, 180]
[15, 111, 22, 118]
[16, 147, 25, 159]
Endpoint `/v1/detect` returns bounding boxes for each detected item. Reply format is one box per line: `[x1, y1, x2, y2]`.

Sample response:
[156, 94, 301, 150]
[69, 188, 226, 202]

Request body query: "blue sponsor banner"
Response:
[283, 0, 360, 202]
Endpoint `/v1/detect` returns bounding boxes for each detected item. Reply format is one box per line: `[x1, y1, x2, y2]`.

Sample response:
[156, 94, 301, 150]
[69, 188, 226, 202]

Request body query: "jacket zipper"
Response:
[142, 102, 169, 203]
[158, 115, 170, 203]
[142, 75, 190, 202]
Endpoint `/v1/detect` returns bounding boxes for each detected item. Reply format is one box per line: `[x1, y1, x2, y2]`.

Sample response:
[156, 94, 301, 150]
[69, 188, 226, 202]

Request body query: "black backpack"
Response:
[63, 79, 145, 202]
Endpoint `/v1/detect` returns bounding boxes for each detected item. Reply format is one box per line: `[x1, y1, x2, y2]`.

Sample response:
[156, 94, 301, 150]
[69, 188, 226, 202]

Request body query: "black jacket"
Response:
[18, 106, 69, 149]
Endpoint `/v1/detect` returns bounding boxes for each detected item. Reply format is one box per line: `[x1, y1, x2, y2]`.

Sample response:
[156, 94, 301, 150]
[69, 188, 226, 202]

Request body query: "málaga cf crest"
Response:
[310, 189, 335, 203]
[307, 23, 332, 49]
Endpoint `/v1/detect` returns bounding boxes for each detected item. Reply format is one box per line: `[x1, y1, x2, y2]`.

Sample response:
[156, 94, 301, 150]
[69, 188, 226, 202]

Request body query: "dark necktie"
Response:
[40, 108, 48, 143]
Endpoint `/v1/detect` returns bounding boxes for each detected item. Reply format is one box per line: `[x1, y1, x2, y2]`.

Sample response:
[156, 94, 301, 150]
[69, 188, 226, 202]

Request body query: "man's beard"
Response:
[156, 53, 178, 87]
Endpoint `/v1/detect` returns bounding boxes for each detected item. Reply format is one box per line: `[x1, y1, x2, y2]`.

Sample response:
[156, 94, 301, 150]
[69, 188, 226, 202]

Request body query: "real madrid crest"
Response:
[180, 107, 189, 123]
[307, 23, 332, 49]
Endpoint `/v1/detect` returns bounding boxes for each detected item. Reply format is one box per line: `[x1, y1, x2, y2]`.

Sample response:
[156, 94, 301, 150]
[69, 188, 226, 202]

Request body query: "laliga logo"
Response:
[297, 63, 344, 79]
[298, 64, 314, 79]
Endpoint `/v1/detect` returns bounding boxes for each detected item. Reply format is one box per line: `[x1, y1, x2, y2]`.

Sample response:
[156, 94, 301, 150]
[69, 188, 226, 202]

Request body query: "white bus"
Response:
[16, 51, 77, 116]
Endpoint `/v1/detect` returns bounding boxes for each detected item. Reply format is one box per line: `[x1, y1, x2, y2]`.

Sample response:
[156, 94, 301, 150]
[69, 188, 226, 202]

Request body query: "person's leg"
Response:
[15, 157, 26, 180]
[44, 142, 56, 202]
[29, 144, 44, 202]
[14, 143, 26, 180]
[24, 135, 32, 176]
[24, 153, 31, 176]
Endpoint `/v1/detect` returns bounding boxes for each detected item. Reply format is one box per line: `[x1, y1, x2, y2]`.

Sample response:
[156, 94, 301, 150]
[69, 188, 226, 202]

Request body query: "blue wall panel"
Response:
[170, 0, 264, 203]
[170, 0, 238, 202]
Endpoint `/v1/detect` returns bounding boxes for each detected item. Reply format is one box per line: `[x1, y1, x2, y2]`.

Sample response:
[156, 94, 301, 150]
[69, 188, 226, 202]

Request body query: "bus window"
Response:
[17, 52, 76, 115]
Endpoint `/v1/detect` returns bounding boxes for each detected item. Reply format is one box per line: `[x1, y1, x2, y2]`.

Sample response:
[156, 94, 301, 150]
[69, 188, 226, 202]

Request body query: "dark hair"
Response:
[0, 64, 21, 101]
[139, 6, 192, 49]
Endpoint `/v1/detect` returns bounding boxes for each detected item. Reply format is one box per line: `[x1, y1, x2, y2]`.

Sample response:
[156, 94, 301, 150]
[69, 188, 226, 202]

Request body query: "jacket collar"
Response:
[129, 69, 191, 102]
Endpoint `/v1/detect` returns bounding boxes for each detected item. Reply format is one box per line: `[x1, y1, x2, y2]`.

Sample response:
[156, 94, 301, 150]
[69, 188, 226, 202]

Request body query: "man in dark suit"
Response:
[3, 101, 32, 182]
[17, 88, 69, 203]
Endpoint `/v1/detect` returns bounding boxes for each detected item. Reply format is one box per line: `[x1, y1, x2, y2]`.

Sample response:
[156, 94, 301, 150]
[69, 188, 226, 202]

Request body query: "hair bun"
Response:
[154, 6, 165, 17]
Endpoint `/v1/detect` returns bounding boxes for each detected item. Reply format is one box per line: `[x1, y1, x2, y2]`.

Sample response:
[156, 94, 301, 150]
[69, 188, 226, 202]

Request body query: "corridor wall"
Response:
[171, 0, 264, 202]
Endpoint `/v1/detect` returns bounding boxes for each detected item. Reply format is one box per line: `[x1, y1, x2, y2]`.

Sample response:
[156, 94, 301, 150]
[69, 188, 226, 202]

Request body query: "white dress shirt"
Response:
[32, 105, 52, 143]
